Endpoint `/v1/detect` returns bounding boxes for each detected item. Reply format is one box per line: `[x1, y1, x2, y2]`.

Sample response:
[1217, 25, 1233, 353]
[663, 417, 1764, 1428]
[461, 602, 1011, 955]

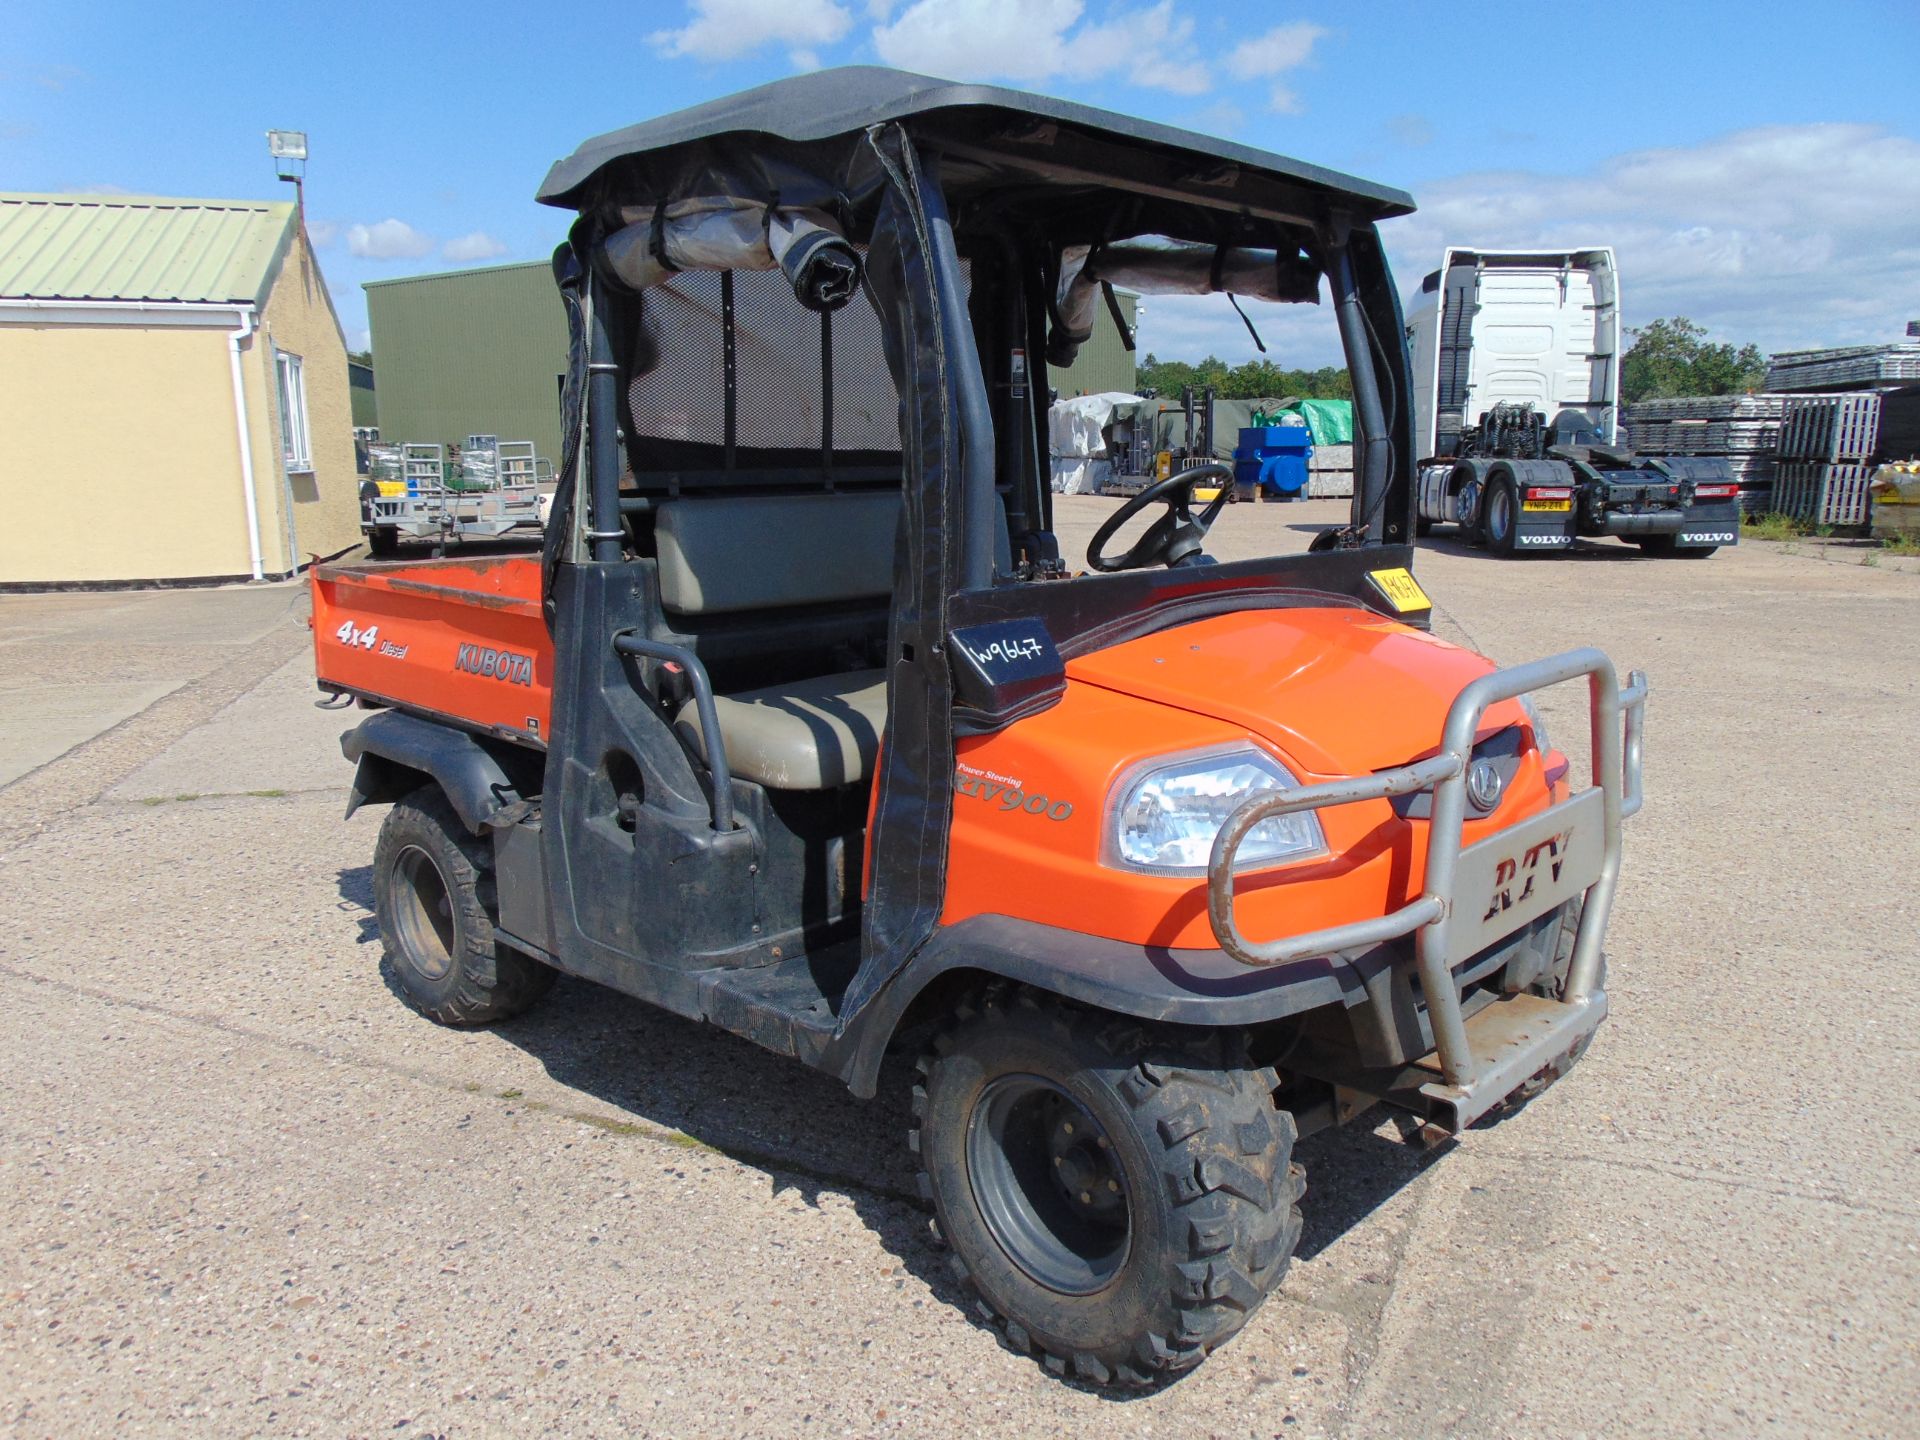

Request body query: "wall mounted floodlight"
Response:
[266, 130, 308, 162]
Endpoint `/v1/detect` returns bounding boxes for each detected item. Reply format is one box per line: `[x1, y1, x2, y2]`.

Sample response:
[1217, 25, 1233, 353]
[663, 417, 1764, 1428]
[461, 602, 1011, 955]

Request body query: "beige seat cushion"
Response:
[675, 668, 888, 790]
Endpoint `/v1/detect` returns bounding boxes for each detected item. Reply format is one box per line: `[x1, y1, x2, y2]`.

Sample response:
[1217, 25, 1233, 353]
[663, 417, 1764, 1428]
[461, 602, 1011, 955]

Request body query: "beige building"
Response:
[0, 192, 362, 585]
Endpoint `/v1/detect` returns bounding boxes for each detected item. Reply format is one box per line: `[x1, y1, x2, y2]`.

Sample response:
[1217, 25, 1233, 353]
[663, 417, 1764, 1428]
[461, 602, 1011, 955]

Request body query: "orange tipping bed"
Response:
[311, 555, 553, 746]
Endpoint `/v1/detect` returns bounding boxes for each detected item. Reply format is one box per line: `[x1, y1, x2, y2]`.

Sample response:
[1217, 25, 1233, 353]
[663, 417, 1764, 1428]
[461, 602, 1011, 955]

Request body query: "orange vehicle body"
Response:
[941, 607, 1560, 952]
[311, 556, 554, 745]
[317, 561, 1559, 960]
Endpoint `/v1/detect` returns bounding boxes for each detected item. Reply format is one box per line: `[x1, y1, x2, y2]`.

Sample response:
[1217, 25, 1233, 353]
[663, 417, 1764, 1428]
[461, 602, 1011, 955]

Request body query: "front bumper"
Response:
[1207, 648, 1648, 1130]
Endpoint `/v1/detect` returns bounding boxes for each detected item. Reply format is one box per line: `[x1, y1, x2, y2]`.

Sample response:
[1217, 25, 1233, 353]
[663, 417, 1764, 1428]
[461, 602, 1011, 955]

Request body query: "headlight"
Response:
[1517, 694, 1551, 753]
[1106, 746, 1327, 876]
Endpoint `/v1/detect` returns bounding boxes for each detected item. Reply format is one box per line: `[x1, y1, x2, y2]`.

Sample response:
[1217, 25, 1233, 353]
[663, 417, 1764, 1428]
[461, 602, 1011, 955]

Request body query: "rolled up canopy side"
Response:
[1048, 240, 1322, 366]
[599, 197, 862, 311]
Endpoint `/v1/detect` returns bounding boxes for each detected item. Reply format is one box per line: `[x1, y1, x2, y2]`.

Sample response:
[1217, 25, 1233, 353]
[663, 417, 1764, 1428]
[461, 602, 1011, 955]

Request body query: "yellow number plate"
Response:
[1368, 567, 1431, 614]
[1523, 498, 1572, 512]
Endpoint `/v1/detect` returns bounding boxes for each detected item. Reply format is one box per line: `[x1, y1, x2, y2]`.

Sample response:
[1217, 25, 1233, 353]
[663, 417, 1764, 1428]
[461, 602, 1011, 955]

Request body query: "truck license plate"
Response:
[1523, 498, 1572, 512]
[1444, 788, 1604, 965]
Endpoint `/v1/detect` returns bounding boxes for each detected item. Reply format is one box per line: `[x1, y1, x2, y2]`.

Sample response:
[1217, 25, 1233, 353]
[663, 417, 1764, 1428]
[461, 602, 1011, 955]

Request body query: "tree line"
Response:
[1136, 354, 1354, 400]
[1137, 317, 1766, 406]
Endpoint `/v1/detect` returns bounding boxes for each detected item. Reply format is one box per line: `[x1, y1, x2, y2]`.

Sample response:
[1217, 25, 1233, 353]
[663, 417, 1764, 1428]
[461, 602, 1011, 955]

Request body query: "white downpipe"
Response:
[226, 309, 265, 582]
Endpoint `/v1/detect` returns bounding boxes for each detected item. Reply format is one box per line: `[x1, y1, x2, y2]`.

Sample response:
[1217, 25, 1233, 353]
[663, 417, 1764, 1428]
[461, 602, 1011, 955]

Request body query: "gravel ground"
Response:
[1, 510, 1914, 1438]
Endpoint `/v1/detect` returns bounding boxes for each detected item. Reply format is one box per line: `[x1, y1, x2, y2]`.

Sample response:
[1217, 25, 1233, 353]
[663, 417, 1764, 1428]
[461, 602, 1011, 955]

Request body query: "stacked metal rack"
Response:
[1621, 395, 1783, 514]
[1765, 342, 1920, 392]
[1773, 394, 1883, 527]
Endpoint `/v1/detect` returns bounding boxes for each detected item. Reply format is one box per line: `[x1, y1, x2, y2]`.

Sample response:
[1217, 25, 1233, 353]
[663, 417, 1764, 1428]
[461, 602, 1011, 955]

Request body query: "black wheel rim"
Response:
[966, 1074, 1131, 1295]
[391, 844, 456, 980]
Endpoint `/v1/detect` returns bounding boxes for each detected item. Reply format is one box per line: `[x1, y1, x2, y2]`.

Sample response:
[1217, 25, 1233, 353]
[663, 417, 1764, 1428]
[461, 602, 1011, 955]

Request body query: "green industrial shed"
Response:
[364, 259, 1135, 461]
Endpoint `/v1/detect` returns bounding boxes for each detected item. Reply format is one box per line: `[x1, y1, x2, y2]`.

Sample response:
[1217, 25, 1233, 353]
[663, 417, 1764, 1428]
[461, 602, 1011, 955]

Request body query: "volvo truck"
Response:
[1408, 246, 1739, 556]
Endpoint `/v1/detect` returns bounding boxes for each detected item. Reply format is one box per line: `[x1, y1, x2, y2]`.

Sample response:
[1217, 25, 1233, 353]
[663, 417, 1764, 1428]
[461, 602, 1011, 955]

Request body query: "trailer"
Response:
[1407, 247, 1740, 557]
[359, 437, 546, 557]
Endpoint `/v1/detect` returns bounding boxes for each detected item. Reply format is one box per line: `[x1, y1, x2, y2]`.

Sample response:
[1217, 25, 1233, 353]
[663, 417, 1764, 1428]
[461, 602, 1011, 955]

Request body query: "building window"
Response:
[276, 350, 313, 471]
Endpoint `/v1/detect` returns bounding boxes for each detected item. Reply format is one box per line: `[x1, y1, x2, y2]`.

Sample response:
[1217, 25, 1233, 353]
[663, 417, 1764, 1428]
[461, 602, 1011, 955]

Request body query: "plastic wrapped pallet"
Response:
[456, 447, 498, 493]
[1047, 391, 1146, 494]
[367, 444, 405, 485]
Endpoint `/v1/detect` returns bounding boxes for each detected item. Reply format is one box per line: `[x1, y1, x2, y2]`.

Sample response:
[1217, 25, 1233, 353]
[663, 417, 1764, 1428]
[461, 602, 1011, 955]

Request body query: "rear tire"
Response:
[367, 526, 400, 559]
[1414, 514, 1434, 538]
[372, 787, 554, 1025]
[1483, 475, 1521, 557]
[913, 988, 1302, 1386]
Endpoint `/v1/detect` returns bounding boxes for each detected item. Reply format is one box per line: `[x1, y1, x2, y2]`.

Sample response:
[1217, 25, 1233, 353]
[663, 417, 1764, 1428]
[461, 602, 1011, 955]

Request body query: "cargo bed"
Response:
[311, 555, 552, 746]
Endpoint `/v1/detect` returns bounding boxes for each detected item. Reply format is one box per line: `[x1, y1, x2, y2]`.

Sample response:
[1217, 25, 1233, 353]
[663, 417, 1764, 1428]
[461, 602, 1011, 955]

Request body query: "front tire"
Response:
[1504, 899, 1604, 1106]
[913, 988, 1302, 1386]
[372, 788, 554, 1024]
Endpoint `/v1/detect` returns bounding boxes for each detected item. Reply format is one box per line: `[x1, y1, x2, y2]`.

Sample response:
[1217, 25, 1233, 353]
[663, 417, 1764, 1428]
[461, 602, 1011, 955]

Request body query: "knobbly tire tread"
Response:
[912, 986, 1303, 1387]
[372, 786, 554, 1025]
[1507, 898, 1602, 1105]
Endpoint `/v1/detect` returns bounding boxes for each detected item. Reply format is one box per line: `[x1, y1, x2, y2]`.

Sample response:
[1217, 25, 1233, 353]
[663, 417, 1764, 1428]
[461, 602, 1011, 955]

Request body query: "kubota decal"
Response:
[954, 765, 1073, 822]
[454, 642, 535, 686]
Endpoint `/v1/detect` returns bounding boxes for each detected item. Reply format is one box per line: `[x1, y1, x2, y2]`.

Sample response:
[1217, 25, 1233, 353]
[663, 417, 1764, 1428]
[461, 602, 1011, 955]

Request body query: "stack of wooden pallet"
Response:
[1773, 394, 1884, 527]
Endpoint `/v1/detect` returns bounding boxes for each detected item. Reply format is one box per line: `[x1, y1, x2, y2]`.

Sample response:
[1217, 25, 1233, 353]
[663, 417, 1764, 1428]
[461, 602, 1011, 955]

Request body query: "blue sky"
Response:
[5, 0, 1917, 366]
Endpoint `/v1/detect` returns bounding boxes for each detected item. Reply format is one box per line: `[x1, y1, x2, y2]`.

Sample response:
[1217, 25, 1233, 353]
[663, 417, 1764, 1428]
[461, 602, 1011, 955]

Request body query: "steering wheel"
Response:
[1087, 463, 1234, 572]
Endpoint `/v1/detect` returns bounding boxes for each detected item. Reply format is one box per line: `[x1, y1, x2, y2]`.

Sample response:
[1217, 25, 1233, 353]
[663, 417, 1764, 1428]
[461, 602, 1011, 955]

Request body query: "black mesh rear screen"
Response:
[625, 267, 903, 477]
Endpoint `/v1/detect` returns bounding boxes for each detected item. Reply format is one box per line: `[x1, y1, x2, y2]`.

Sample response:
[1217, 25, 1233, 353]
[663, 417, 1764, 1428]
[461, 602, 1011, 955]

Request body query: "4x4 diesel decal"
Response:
[454, 643, 535, 686]
[954, 764, 1073, 822]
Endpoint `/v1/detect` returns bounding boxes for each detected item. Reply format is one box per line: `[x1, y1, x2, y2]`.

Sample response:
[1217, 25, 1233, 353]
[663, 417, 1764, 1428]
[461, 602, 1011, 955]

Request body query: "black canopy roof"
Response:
[536, 66, 1415, 219]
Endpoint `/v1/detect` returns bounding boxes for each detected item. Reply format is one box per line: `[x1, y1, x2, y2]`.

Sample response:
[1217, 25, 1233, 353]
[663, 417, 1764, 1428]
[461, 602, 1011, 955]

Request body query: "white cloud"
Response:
[1383, 123, 1920, 355]
[346, 219, 435, 260]
[1138, 123, 1920, 369]
[1222, 21, 1326, 112]
[873, 0, 1212, 95]
[650, 0, 852, 62]
[305, 218, 339, 247]
[443, 230, 508, 263]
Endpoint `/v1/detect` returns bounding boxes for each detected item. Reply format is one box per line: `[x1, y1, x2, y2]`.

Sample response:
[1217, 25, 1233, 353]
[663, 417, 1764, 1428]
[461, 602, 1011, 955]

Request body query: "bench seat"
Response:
[675, 668, 887, 789]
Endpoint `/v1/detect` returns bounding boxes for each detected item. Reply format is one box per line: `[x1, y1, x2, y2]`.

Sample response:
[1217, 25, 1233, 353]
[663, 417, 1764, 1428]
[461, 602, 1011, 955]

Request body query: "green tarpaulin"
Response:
[1264, 397, 1353, 446]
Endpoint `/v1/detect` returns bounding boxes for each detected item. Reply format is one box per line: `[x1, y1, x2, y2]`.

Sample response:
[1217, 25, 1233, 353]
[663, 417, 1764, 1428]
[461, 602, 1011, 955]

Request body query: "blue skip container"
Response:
[1232, 425, 1312, 498]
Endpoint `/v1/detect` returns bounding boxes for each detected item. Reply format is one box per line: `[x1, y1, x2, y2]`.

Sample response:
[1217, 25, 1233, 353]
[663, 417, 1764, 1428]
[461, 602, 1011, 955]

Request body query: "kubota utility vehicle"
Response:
[312, 69, 1647, 1387]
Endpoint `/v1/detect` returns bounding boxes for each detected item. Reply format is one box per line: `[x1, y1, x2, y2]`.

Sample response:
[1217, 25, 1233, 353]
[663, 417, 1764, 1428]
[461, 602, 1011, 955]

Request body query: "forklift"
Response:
[316, 67, 1648, 1386]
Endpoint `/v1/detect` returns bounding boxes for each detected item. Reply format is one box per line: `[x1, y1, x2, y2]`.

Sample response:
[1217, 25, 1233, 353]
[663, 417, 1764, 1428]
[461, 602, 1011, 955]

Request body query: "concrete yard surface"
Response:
[0, 512, 1915, 1438]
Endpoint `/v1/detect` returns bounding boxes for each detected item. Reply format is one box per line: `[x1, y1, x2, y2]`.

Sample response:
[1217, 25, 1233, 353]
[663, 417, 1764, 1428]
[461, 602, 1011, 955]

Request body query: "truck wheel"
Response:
[372, 788, 554, 1025]
[1415, 514, 1434, 538]
[913, 988, 1302, 1386]
[368, 527, 399, 559]
[1483, 476, 1521, 557]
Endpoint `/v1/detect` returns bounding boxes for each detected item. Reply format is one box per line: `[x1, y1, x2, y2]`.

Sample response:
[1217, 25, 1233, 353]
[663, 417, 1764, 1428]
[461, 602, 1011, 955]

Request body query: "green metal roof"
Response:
[0, 192, 298, 306]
